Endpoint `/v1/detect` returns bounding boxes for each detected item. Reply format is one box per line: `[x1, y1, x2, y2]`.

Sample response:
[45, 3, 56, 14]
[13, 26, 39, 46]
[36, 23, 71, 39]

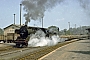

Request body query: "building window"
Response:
[12, 26, 14, 29]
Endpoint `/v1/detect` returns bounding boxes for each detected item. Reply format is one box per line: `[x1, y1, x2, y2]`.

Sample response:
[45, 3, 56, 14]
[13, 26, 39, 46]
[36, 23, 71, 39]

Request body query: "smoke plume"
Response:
[78, 0, 90, 24]
[21, 0, 64, 25]
[78, 0, 90, 15]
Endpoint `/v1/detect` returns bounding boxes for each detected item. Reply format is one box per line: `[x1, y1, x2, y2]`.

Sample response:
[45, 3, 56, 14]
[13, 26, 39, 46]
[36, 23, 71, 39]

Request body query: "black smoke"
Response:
[21, 0, 65, 25]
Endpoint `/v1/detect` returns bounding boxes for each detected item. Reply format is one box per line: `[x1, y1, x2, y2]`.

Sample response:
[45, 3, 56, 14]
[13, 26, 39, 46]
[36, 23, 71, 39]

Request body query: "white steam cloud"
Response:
[28, 30, 67, 47]
[21, 0, 64, 25]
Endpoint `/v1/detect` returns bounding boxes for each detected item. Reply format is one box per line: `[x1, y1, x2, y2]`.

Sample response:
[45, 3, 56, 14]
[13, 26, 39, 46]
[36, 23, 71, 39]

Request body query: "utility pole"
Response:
[20, 4, 22, 26]
[13, 14, 16, 41]
[75, 24, 76, 35]
[13, 14, 15, 25]
[42, 17, 43, 28]
[68, 22, 70, 35]
[75, 24, 76, 28]
[80, 26, 82, 35]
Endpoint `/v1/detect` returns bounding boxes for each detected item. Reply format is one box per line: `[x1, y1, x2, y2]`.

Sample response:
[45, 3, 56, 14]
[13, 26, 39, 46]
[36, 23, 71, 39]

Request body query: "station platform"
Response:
[39, 39, 90, 60]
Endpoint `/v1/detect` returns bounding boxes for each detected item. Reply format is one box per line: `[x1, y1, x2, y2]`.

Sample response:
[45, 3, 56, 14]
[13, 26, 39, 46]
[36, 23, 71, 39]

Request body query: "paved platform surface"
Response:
[0, 43, 15, 47]
[39, 39, 90, 60]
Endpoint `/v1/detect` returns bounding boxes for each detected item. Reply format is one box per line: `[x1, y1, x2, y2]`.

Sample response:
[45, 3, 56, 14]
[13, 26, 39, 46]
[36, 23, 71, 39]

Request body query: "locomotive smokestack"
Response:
[20, 4, 22, 26]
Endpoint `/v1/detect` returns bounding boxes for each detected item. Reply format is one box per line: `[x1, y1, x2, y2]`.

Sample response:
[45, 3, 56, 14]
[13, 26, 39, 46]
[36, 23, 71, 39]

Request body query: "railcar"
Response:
[86, 28, 90, 39]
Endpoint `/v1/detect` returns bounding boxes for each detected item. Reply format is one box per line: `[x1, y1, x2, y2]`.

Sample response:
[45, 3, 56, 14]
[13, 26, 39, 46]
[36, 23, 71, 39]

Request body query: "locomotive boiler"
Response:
[14, 25, 55, 47]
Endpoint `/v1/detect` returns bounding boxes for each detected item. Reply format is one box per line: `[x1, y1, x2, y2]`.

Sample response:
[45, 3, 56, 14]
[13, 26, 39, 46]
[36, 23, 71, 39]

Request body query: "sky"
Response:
[0, 0, 90, 30]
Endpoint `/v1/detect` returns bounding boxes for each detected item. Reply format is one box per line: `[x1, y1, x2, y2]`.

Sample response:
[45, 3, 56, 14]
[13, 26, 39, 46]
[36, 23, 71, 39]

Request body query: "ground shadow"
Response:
[69, 51, 90, 55]
[87, 46, 90, 47]
[81, 42, 90, 43]
[79, 41, 90, 43]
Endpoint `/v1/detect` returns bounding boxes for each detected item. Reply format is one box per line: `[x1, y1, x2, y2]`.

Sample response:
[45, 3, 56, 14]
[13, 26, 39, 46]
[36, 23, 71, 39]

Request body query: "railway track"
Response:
[0, 39, 79, 60]
[0, 44, 22, 54]
[0, 46, 47, 60]
[16, 39, 79, 60]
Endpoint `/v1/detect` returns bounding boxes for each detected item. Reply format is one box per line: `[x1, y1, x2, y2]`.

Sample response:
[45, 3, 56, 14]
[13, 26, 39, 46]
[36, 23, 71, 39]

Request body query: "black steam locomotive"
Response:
[14, 25, 57, 47]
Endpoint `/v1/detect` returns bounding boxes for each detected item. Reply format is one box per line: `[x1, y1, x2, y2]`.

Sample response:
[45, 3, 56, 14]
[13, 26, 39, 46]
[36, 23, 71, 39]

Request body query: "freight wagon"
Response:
[0, 34, 19, 43]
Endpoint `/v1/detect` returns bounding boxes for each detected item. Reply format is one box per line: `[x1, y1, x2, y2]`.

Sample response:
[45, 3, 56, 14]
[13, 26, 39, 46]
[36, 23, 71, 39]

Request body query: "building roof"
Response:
[3, 24, 47, 30]
[3, 24, 21, 30]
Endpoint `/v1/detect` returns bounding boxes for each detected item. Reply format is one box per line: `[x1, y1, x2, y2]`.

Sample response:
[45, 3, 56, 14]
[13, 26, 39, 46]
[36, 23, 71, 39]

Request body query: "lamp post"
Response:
[20, 4, 22, 26]
[13, 14, 15, 25]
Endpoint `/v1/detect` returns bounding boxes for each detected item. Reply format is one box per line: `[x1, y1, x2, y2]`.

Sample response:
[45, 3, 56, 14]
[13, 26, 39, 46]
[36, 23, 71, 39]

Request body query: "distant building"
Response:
[3, 24, 21, 41]
[86, 28, 90, 39]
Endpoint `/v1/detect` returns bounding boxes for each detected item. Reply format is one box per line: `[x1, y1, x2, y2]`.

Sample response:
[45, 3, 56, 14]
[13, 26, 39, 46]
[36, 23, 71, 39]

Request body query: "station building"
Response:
[3, 24, 20, 42]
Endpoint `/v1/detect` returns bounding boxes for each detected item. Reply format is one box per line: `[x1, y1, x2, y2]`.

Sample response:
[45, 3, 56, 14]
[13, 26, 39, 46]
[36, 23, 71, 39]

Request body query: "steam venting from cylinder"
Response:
[21, 0, 64, 25]
[28, 29, 67, 47]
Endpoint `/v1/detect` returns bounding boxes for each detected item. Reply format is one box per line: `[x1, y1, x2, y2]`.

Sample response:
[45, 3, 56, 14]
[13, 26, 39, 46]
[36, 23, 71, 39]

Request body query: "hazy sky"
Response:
[0, 0, 90, 30]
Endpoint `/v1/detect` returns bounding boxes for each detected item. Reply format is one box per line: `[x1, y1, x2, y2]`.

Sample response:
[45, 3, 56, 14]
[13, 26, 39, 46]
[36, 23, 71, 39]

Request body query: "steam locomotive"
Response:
[14, 25, 58, 47]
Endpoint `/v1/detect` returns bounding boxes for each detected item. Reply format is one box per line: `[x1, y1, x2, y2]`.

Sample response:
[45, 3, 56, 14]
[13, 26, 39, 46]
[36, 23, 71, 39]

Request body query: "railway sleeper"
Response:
[16, 43, 27, 48]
